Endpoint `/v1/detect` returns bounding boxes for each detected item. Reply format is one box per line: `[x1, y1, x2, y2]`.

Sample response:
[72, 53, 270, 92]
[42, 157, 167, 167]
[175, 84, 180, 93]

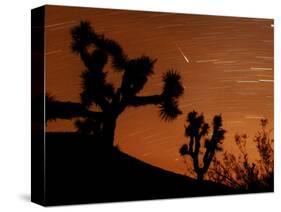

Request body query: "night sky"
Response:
[45, 5, 273, 175]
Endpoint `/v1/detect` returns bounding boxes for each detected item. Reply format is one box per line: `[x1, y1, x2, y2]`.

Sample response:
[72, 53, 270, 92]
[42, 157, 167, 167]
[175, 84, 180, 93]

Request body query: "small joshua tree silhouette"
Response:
[179, 111, 226, 181]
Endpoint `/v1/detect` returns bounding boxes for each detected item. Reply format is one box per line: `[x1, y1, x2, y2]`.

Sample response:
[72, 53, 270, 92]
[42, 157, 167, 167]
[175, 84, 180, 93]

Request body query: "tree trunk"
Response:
[197, 172, 204, 182]
[102, 115, 117, 151]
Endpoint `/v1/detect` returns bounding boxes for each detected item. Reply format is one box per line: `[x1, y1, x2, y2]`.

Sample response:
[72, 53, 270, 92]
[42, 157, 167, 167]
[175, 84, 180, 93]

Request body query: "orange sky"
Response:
[45, 5, 273, 175]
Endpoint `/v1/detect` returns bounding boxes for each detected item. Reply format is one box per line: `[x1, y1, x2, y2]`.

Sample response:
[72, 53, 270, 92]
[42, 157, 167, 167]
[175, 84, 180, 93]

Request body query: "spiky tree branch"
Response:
[126, 95, 163, 106]
[46, 94, 103, 121]
[71, 21, 184, 121]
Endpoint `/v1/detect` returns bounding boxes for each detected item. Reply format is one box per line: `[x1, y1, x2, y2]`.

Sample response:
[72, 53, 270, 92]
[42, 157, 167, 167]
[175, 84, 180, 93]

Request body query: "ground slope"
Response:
[44, 132, 235, 206]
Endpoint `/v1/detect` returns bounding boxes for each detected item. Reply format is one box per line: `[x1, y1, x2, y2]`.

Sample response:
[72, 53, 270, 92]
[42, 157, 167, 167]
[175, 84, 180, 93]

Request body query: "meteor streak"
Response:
[174, 42, 190, 63]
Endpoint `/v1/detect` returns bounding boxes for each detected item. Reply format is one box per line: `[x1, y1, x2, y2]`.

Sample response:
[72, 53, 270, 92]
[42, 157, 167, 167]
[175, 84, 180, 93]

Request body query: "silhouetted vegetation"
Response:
[47, 21, 184, 150]
[179, 111, 226, 181]
[207, 119, 273, 192]
[46, 94, 103, 122]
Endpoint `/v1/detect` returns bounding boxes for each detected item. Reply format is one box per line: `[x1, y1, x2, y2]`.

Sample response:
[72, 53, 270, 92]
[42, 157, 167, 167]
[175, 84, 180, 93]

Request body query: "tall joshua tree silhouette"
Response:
[179, 111, 226, 181]
[69, 21, 184, 149]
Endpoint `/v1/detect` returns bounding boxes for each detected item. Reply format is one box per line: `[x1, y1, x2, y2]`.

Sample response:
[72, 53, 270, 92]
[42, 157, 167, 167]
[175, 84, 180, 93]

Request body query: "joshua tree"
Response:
[69, 21, 184, 149]
[179, 111, 226, 181]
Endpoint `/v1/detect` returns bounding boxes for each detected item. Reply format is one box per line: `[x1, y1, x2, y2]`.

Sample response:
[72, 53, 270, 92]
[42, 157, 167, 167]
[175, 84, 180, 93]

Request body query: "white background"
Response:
[0, 0, 280, 211]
